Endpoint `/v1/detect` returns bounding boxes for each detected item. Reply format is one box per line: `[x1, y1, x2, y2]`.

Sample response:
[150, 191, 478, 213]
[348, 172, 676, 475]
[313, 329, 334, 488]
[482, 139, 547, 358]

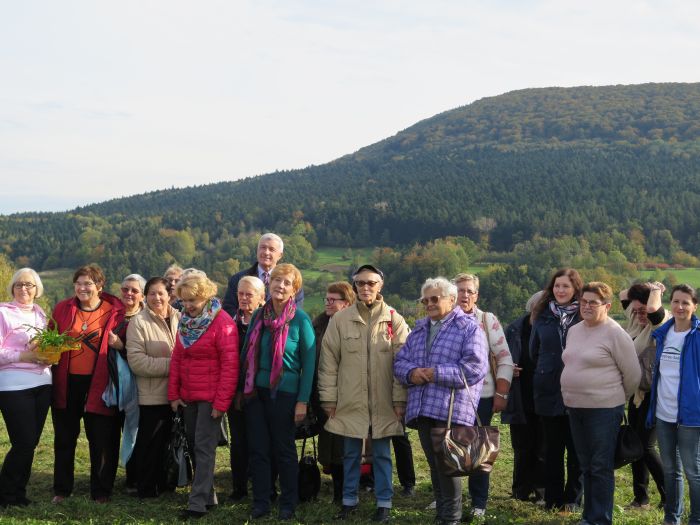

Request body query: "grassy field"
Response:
[639, 268, 700, 289]
[0, 412, 671, 524]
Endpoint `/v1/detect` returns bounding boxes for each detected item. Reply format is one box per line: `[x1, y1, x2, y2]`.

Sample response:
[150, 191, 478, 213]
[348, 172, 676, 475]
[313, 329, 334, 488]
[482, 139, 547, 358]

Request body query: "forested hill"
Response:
[2, 83, 700, 284]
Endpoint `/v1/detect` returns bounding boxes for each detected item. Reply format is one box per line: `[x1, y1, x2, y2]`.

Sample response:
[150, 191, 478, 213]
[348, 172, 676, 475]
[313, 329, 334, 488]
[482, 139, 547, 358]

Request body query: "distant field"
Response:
[639, 268, 700, 288]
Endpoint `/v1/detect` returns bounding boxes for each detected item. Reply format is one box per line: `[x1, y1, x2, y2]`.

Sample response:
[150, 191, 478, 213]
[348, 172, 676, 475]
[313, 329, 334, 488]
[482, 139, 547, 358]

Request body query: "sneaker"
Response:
[426, 500, 437, 510]
[473, 508, 486, 517]
[51, 495, 66, 504]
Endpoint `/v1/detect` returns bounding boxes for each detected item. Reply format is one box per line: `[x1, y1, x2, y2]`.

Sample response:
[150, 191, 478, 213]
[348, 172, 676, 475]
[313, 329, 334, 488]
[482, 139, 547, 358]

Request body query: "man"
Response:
[222, 233, 304, 317]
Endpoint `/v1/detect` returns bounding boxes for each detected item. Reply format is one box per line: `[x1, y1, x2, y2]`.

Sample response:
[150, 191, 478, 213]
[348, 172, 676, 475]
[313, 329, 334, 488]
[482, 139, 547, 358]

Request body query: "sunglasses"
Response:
[355, 280, 379, 288]
[420, 295, 446, 306]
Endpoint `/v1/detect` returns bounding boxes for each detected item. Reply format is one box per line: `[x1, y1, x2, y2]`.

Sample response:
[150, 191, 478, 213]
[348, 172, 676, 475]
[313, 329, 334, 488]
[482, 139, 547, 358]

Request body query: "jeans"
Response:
[656, 420, 700, 525]
[628, 395, 665, 505]
[343, 436, 393, 508]
[568, 405, 624, 525]
[468, 396, 494, 509]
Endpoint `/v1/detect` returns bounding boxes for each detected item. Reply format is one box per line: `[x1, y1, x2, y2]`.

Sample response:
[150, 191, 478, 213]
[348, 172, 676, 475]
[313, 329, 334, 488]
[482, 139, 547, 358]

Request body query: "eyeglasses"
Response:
[121, 286, 142, 295]
[324, 297, 345, 305]
[355, 280, 379, 288]
[631, 308, 647, 316]
[580, 299, 605, 308]
[420, 295, 446, 306]
[13, 282, 36, 289]
[459, 289, 478, 296]
[166, 278, 180, 284]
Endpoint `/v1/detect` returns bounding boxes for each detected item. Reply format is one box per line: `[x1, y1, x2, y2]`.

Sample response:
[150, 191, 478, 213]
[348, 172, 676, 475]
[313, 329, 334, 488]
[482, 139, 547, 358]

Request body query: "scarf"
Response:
[243, 298, 296, 396]
[178, 298, 221, 348]
[549, 300, 579, 349]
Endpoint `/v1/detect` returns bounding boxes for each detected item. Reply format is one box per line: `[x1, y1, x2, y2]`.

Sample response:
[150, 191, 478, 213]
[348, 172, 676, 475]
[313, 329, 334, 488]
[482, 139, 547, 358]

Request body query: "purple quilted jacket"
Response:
[394, 307, 488, 426]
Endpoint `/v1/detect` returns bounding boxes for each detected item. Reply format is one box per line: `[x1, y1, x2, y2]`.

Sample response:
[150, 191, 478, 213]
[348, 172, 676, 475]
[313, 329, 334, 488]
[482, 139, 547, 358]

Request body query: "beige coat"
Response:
[318, 298, 408, 439]
[126, 305, 180, 405]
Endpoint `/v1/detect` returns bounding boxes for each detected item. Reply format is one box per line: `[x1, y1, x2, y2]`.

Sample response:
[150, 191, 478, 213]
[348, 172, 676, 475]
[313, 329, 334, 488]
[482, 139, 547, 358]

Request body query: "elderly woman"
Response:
[620, 282, 669, 509]
[562, 282, 641, 525]
[126, 276, 180, 498]
[51, 264, 125, 504]
[240, 263, 315, 521]
[453, 273, 513, 518]
[647, 284, 700, 525]
[319, 264, 408, 523]
[164, 265, 184, 310]
[394, 277, 488, 525]
[0, 269, 51, 507]
[168, 272, 238, 519]
[227, 275, 266, 502]
[529, 267, 583, 512]
[312, 281, 356, 503]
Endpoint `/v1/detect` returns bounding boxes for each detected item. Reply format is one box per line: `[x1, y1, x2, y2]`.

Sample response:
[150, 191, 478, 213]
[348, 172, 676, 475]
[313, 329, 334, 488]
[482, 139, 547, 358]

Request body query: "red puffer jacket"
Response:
[168, 310, 239, 412]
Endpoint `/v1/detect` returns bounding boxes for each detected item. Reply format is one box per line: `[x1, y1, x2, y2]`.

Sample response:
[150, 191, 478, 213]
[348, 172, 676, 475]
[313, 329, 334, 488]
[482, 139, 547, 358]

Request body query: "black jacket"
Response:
[501, 313, 535, 424]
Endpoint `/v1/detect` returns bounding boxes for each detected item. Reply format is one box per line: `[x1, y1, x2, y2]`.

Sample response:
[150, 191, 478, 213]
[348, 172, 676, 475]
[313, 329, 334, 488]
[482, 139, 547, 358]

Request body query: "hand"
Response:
[19, 350, 50, 365]
[294, 402, 307, 424]
[512, 365, 522, 378]
[211, 408, 224, 418]
[107, 331, 122, 349]
[651, 281, 666, 294]
[323, 406, 336, 419]
[410, 368, 432, 385]
[424, 368, 435, 382]
[393, 405, 406, 420]
[170, 399, 187, 412]
[493, 394, 508, 413]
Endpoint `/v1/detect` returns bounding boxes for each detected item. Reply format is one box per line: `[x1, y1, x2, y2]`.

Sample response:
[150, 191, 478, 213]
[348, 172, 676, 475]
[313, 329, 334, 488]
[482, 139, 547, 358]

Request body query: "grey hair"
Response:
[238, 276, 266, 297]
[122, 273, 147, 293]
[163, 264, 183, 278]
[182, 268, 207, 278]
[421, 277, 458, 299]
[259, 232, 284, 253]
[453, 273, 479, 291]
[8, 268, 44, 298]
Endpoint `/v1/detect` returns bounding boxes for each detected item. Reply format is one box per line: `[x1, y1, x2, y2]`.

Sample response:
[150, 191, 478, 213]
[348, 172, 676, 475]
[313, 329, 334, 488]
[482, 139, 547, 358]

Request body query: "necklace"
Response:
[77, 301, 102, 332]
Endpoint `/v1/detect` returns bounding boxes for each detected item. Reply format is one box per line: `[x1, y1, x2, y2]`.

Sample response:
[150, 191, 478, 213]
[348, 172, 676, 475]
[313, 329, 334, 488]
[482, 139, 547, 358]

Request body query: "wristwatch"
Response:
[495, 392, 509, 400]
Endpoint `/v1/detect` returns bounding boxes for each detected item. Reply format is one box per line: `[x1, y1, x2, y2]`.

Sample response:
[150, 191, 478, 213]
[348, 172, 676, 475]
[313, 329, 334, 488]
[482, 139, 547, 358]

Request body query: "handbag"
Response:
[430, 369, 500, 477]
[297, 436, 321, 502]
[217, 412, 229, 447]
[614, 413, 644, 469]
[164, 410, 193, 489]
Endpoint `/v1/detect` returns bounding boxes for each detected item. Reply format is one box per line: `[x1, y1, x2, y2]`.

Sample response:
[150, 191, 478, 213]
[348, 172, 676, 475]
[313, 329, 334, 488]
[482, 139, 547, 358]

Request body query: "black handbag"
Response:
[164, 410, 193, 489]
[297, 436, 321, 502]
[614, 413, 644, 469]
[217, 413, 229, 447]
[430, 369, 500, 477]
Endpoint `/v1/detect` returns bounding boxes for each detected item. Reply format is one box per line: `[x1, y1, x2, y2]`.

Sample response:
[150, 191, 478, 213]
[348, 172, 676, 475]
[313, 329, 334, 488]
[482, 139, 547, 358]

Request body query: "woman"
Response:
[312, 281, 355, 503]
[394, 277, 488, 525]
[562, 282, 641, 525]
[0, 269, 51, 507]
[51, 264, 125, 504]
[227, 275, 266, 502]
[126, 276, 180, 498]
[529, 267, 583, 512]
[168, 272, 238, 519]
[318, 264, 408, 523]
[164, 265, 184, 310]
[620, 282, 668, 509]
[240, 263, 315, 521]
[647, 284, 700, 525]
[453, 273, 513, 518]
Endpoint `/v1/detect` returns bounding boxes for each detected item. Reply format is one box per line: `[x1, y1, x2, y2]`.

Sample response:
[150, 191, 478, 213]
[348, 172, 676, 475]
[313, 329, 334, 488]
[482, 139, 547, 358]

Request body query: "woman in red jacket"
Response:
[51, 264, 125, 504]
[168, 272, 238, 520]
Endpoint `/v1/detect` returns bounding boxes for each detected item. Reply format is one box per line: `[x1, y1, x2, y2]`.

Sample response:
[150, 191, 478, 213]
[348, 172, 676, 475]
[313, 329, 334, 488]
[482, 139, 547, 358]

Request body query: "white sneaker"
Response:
[426, 500, 436, 509]
[473, 508, 486, 517]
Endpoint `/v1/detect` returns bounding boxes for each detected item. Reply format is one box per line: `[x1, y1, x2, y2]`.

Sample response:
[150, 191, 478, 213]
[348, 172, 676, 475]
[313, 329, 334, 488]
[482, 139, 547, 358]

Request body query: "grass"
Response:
[0, 413, 671, 524]
[639, 268, 700, 289]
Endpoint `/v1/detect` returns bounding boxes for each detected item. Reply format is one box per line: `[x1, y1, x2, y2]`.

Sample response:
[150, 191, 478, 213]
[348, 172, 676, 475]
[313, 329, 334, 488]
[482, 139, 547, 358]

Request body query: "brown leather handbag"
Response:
[430, 370, 500, 477]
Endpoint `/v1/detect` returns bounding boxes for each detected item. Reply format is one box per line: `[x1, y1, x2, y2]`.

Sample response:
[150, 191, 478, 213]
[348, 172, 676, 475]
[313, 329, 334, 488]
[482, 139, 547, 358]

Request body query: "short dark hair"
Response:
[145, 276, 171, 296]
[73, 264, 106, 288]
[671, 284, 698, 305]
[627, 283, 651, 304]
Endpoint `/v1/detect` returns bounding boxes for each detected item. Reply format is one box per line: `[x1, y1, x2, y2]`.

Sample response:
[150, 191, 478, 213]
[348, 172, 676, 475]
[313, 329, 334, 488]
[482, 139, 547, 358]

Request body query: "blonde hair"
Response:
[270, 263, 303, 295]
[582, 281, 614, 304]
[453, 273, 479, 291]
[176, 273, 218, 301]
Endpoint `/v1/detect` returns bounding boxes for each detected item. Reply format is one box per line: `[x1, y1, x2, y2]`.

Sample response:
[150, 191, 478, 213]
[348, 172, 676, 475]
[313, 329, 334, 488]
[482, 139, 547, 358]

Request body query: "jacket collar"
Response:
[414, 306, 464, 332]
[349, 295, 390, 325]
[653, 314, 700, 341]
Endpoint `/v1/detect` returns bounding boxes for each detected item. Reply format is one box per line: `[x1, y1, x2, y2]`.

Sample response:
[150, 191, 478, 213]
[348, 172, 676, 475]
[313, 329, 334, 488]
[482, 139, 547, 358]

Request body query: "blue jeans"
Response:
[343, 437, 393, 508]
[568, 405, 623, 525]
[656, 420, 700, 525]
[468, 396, 494, 509]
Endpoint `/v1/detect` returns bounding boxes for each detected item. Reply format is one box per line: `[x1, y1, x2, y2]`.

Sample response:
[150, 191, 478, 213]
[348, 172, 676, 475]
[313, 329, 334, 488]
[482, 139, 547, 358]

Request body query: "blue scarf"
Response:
[178, 298, 222, 348]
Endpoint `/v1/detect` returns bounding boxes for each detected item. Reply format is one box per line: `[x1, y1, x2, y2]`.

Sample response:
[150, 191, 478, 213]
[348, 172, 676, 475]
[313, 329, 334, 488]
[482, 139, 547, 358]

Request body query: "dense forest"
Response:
[1, 83, 699, 315]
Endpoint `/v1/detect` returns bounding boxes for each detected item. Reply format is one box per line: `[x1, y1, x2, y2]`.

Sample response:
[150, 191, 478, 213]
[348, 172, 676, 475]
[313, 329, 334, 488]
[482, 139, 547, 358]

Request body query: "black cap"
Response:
[352, 264, 384, 281]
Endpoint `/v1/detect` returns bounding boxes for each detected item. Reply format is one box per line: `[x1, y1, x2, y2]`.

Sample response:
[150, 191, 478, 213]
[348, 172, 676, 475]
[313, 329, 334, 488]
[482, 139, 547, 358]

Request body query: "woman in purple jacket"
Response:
[394, 277, 488, 525]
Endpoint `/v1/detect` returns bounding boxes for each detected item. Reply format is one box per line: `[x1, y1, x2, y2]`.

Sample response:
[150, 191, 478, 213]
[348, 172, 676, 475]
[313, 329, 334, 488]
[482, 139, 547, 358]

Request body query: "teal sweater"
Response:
[246, 309, 316, 403]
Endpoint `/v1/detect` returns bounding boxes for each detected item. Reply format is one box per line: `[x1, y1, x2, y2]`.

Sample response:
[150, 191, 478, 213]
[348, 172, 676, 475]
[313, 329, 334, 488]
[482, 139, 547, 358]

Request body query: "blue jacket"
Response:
[646, 315, 700, 428]
[529, 308, 581, 417]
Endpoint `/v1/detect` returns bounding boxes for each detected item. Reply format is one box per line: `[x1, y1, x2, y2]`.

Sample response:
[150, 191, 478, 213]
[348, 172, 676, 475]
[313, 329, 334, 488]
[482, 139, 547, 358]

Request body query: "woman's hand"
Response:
[410, 367, 435, 384]
[512, 364, 522, 378]
[211, 408, 224, 418]
[493, 394, 508, 413]
[19, 350, 50, 365]
[393, 405, 406, 420]
[108, 331, 123, 349]
[323, 406, 336, 419]
[170, 399, 187, 412]
[294, 402, 307, 423]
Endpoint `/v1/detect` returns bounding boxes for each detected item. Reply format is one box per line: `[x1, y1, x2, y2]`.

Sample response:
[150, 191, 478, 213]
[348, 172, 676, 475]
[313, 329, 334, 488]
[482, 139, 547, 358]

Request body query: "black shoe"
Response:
[251, 508, 270, 519]
[372, 507, 391, 522]
[229, 489, 248, 503]
[178, 509, 206, 520]
[279, 508, 295, 521]
[400, 485, 415, 497]
[335, 505, 358, 520]
[205, 503, 217, 510]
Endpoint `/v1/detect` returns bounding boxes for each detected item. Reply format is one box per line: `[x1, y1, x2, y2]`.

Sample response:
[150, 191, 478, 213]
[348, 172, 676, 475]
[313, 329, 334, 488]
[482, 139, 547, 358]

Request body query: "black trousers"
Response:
[0, 384, 51, 504]
[227, 405, 249, 495]
[52, 374, 121, 499]
[541, 414, 582, 509]
[510, 410, 546, 500]
[628, 395, 666, 505]
[392, 432, 416, 488]
[128, 404, 173, 497]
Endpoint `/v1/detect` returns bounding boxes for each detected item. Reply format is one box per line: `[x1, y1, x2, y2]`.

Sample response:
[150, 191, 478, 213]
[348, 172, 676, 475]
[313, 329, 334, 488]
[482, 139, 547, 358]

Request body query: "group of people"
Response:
[0, 232, 699, 525]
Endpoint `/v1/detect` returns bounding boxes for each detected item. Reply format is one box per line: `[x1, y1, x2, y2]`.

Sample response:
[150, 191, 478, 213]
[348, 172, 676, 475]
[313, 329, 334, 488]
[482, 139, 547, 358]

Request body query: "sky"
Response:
[1, 0, 698, 214]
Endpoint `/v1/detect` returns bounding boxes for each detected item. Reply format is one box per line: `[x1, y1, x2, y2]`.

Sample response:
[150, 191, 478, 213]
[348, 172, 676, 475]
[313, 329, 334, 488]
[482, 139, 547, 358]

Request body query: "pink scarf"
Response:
[242, 298, 296, 395]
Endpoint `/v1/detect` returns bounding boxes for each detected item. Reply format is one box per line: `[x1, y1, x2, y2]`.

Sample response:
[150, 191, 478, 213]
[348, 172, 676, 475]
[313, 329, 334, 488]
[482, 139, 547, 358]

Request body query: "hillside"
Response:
[1, 83, 700, 283]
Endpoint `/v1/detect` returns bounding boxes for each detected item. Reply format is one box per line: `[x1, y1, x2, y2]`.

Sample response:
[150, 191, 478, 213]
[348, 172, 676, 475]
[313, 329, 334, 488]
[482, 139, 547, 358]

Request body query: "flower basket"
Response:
[39, 342, 81, 365]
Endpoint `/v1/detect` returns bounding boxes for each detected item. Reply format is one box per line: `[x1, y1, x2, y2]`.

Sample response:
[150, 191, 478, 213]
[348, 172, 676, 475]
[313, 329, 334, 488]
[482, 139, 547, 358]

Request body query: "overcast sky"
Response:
[1, 0, 698, 214]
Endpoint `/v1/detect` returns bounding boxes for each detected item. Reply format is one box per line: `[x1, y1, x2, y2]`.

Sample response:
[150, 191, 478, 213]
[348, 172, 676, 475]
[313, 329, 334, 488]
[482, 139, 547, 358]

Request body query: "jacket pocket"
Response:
[341, 330, 362, 353]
